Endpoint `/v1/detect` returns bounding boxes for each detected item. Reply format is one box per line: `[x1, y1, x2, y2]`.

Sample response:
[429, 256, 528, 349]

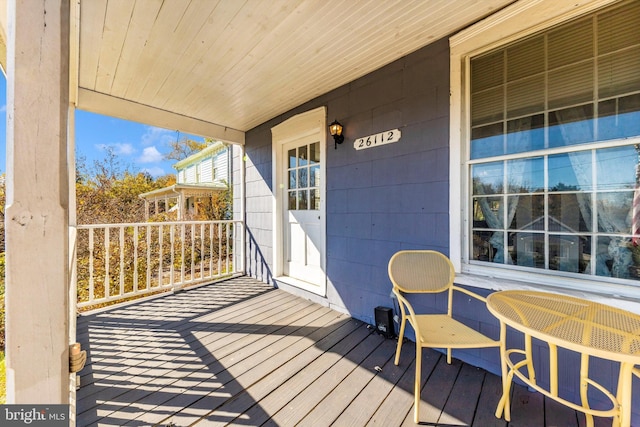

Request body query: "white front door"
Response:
[283, 139, 324, 285]
[272, 107, 326, 296]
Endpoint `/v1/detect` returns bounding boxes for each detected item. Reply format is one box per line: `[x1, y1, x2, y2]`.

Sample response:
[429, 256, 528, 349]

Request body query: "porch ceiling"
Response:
[4, 0, 515, 142]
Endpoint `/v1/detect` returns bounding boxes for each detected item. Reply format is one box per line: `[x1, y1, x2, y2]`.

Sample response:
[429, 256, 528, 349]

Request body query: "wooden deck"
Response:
[76, 276, 600, 427]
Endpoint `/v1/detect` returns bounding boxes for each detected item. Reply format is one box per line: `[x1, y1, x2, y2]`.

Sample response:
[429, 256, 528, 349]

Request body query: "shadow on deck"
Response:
[76, 276, 600, 427]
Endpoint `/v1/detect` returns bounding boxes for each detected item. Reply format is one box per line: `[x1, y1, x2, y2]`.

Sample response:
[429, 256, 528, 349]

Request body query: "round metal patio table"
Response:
[486, 290, 640, 427]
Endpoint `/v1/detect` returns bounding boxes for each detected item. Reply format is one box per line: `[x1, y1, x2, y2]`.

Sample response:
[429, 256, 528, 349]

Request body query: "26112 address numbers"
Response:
[354, 129, 401, 150]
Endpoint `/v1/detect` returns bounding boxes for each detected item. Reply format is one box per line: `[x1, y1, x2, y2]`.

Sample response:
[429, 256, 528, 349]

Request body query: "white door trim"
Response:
[271, 106, 327, 296]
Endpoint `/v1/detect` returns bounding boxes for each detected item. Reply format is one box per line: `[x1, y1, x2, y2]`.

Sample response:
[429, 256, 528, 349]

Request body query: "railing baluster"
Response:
[158, 224, 163, 288]
[209, 223, 214, 278]
[88, 229, 94, 302]
[104, 227, 110, 299]
[146, 225, 151, 291]
[181, 224, 186, 287]
[200, 223, 205, 280]
[232, 223, 237, 274]
[119, 226, 125, 297]
[218, 222, 222, 276]
[190, 223, 195, 282]
[225, 223, 231, 273]
[133, 225, 139, 294]
[170, 224, 175, 289]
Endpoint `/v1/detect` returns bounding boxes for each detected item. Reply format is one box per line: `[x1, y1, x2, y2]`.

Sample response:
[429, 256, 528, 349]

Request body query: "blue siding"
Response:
[241, 36, 640, 422]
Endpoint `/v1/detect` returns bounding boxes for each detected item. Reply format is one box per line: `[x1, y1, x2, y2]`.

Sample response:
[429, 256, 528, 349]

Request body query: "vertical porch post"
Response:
[179, 191, 185, 220]
[239, 144, 246, 273]
[5, 0, 71, 404]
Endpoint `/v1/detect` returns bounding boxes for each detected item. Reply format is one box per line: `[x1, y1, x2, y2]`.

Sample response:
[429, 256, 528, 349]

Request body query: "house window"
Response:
[468, 0, 640, 283]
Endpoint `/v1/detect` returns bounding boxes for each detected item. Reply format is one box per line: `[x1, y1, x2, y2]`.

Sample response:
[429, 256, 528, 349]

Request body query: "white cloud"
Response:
[96, 142, 135, 156]
[138, 146, 163, 163]
[141, 166, 166, 178]
[141, 126, 175, 147]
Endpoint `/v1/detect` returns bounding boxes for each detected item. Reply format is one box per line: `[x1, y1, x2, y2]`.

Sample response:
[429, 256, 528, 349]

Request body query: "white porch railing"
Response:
[76, 220, 243, 309]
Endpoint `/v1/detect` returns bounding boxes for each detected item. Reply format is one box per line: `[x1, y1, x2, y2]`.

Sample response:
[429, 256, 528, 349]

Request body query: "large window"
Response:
[468, 0, 640, 283]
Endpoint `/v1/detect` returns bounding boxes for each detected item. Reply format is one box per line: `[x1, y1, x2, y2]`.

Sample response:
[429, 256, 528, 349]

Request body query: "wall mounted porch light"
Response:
[329, 119, 344, 149]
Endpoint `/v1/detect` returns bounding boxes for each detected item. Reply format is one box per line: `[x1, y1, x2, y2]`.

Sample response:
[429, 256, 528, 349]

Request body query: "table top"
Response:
[486, 290, 640, 363]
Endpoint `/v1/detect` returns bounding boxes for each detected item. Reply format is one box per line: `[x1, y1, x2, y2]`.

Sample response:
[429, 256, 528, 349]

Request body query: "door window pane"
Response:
[289, 170, 296, 189]
[298, 190, 308, 210]
[298, 168, 308, 188]
[310, 189, 320, 210]
[310, 165, 320, 187]
[288, 191, 297, 210]
[298, 146, 308, 166]
[288, 149, 297, 168]
[310, 142, 320, 163]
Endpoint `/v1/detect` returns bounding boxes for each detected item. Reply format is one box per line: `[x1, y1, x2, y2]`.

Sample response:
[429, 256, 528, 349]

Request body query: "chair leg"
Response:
[414, 344, 421, 424]
[394, 317, 406, 366]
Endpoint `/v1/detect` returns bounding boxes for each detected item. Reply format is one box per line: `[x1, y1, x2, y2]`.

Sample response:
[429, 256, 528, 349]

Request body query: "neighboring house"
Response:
[139, 142, 231, 220]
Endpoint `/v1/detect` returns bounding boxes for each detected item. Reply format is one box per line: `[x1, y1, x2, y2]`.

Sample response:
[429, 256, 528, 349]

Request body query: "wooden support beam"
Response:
[5, 0, 71, 404]
[77, 88, 246, 145]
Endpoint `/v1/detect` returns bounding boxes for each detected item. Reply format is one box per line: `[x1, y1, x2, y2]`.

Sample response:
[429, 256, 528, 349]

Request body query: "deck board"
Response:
[473, 371, 508, 427]
[76, 276, 597, 426]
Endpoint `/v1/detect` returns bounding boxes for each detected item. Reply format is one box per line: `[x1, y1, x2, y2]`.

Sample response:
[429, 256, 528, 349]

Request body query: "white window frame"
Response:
[449, 0, 640, 307]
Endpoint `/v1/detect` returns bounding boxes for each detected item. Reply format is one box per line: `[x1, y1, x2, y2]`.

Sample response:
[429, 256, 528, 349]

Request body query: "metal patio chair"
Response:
[389, 250, 500, 423]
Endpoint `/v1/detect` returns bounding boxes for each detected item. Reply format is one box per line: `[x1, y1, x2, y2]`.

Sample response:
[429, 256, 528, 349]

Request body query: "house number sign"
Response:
[354, 129, 401, 150]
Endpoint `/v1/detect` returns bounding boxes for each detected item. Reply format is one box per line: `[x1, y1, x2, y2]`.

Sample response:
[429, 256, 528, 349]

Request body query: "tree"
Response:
[164, 136, 209, 161]
[76, 152, 175, 225]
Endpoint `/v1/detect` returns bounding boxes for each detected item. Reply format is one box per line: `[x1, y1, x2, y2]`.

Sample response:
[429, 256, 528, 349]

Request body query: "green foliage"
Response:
[74, 152, 232, 310]
[191, 182, 232, 221]
[76, 153, 176, 225]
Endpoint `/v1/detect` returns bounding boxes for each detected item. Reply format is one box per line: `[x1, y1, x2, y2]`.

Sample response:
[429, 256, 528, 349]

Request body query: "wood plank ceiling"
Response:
[76, 0, 514, 141]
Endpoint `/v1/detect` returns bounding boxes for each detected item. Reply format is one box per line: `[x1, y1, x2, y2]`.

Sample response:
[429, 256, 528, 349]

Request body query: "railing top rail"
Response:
[77, 219, 241, 229]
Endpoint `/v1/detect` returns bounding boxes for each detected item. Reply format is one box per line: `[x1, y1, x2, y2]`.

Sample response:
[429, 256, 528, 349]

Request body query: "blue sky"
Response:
[0, 75, 204, 178]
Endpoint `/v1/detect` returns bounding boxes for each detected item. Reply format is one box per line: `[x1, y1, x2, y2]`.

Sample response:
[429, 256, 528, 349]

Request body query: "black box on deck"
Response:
[375, 306, 395, 338]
